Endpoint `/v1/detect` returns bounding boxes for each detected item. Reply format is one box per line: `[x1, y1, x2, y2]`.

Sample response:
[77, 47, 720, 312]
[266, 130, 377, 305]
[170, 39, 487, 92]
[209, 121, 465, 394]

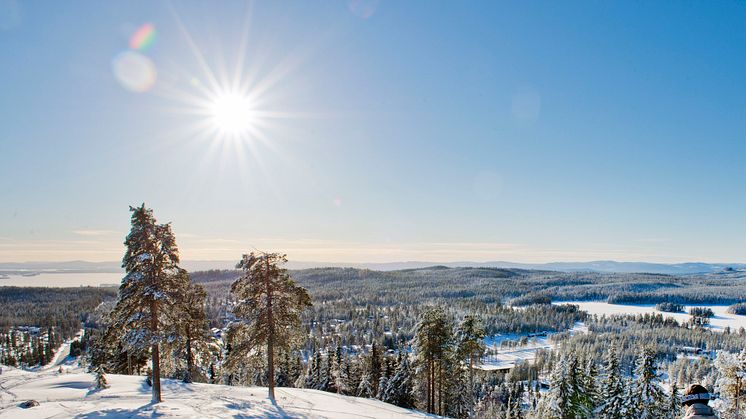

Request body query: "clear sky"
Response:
[2, 0, 746, 264]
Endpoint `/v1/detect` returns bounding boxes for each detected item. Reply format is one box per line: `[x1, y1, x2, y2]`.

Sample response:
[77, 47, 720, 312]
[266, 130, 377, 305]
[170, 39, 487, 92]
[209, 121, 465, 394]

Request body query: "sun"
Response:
[209, 93, 255, 136]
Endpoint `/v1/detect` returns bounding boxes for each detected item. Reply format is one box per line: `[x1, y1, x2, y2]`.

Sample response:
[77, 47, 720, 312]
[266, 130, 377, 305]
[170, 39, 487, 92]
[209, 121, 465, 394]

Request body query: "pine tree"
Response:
[94, 364, 109, 390]
[543, 356, 571, 419]
[414, 307, 453, 415]
[382, 353, 415, 408]
[596, 348, 626, 418]
[583, 359, 600, 411]
[107, 204, 185, 403]
[369, 342, 383, 394]
[227, 252, 312, 400]
[715, 350, 745, 418]
[376, 374, 389, 400]
[455, 314, 486, 391]
[304, 350, 322, 389]
[665, 384, 682, 419]
[357, 370, 374, 398]
[318, 350, 332, 392]
[172, 278, 209, 383]
[445, 362, 471, 419]
[336, 351, 352, 395]
[630, 346, 666, 419]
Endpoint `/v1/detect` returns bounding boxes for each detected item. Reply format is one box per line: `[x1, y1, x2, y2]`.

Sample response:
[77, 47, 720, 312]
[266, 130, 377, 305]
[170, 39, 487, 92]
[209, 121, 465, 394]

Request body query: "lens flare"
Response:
[112, 51, 157, 92]
[130, 23, 156, 51]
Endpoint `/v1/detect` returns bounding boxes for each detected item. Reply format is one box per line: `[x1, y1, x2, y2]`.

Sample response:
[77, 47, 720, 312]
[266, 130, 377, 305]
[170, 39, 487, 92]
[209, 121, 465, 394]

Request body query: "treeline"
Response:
[192, 266, 746, 310]
[727, 302, 746, 315]
[0, 327, 62, 367]
[0, 286, 116, 336]
[0, 286, 116, 366]
[655, 302, 683, 312]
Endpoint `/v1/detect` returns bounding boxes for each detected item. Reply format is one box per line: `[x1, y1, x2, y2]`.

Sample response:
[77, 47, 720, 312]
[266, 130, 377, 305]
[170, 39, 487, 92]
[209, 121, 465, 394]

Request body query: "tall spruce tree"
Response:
[630, 346, 666, 419]
[545, 356, 572, 419]
[596, 348, 626, 418]
[227, 252, 312, 400]
[173, 277, 209, 383]
[382, 353, 415, 408]
[108, 204, 185, 403]
[414, 307, 453, 415]
[455, 315, 486, 400]
[666, 384, 682, 419]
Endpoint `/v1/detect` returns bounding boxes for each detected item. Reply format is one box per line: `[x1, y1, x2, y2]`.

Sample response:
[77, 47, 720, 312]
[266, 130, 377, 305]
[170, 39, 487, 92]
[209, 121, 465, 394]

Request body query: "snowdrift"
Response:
[0, 366, 434, 418]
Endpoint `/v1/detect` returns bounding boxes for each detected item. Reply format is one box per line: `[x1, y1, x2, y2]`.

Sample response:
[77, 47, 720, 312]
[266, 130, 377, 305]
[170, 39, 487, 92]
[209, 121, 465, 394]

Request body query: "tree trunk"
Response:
[185, 330, 193, 383]
[428, 357, 434, 413]
[437, 362, 442, 416]
[150, 299, 161, 403]
[266, 257, 276, 400]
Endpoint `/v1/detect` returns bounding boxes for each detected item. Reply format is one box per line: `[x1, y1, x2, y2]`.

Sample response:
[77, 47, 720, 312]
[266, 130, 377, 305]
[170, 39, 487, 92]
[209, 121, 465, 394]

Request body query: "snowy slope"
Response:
[0, 366, 434, 418]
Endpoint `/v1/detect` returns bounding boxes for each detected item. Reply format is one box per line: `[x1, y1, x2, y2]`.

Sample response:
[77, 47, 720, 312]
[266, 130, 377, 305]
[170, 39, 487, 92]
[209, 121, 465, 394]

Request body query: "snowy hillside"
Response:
[0, 366, 435, 418]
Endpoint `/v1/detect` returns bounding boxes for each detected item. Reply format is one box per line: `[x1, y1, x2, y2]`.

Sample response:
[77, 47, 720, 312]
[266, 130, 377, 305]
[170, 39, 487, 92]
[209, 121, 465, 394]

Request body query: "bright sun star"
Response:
[210, 93, 255, 136]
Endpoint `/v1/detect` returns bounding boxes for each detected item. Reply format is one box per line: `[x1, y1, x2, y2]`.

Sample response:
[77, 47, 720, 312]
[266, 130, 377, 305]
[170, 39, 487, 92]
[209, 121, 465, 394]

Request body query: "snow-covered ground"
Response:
[477, 322, 588, 371]
[0, 359, 434, 419]
[558, 301, 746, 332]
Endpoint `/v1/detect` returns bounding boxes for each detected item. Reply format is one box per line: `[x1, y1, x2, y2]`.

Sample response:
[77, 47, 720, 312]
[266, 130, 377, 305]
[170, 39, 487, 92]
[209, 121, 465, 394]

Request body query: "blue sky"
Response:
[1, 0, 746, 263]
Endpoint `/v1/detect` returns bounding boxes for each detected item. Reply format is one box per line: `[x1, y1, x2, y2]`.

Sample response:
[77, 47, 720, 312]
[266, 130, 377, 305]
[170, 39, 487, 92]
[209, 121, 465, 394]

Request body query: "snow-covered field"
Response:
[558, 301, 746, 332]
[0, 364, 433, 418]
[477, 322, 588, 371]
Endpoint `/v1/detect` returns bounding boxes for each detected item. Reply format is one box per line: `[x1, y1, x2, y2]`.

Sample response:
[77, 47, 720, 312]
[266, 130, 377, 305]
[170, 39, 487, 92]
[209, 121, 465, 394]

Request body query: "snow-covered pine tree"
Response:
[455, 314, 486, 391]
[630, 346, 666, 419]
[583, 358, 599, 410]
[108, 204, 185, 403]
[336, 350, 352, 395]
[304, 350, 321, 389]
[274, 350, 291, 387]
[369, 342, 383, 395]
[414, 307, 453, 415]
[227, 252, 312, 400]
[445, 362, 472, 419]
[568, 355, 594, 417]
[94, 364, 109, 390]
[318, 349, 332, 392]
[382, 353, 415, 408]
[357, 370, 374, 398]
[541, 356, 571, 419]
[665, 384, 682, 419]
[332, 346, 345, 394]
[506, 381, 525, 419]
[596, 347, 626, 418]
[715, 350, 745, 418]
[344, 355, 360, 395]
[376, 373, 389, 400]
[172, 278, 209, 383]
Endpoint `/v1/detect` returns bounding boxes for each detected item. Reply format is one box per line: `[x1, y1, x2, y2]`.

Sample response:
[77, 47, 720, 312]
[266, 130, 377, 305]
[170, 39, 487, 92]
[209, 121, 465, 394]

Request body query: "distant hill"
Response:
[286, 260, 746, 275]
[2, 259, 744, 275]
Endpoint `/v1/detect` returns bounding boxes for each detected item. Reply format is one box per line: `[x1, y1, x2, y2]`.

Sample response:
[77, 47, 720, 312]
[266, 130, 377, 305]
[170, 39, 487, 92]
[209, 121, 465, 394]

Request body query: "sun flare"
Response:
[209, 93, 255, 136]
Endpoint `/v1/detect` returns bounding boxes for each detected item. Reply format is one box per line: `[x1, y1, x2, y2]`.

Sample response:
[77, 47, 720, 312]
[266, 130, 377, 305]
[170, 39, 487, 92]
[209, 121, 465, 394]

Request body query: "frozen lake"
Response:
[558, 301, 746, 332]
[0, 272, 122, 288]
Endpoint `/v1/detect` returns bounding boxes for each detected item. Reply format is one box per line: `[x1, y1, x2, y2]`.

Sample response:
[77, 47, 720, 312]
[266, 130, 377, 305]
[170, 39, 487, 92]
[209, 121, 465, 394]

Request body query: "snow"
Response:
[0, 367, 435, 418]
[39, 330, 84, 372]
[557, 301, 746, 332]
[477, 322, 587, 371]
